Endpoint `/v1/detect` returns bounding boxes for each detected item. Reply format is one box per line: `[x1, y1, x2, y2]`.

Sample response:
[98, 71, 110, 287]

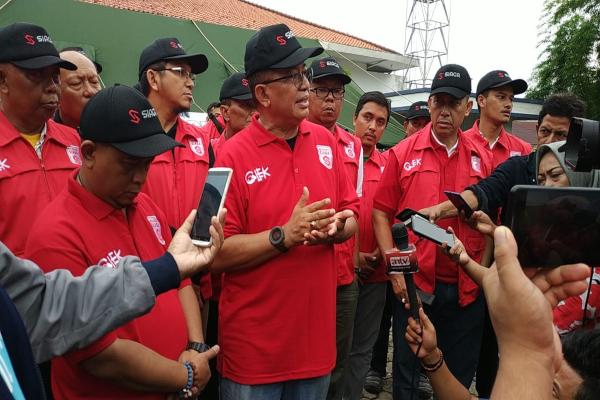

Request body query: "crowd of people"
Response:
[0, 19, 598, 400]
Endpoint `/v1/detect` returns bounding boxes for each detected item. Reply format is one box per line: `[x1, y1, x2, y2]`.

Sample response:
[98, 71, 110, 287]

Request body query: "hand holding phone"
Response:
[410, 215, 455, 248]
[444, 191, 473, 218]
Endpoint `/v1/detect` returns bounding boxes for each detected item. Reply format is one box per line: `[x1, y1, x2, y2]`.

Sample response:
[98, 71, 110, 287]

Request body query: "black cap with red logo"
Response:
[138, 37, 208, 80]
[219, 72, 252, 101]
[430, 64, 471, 99]
[406, 101, 430, 120]
[476, 70, 528, 97]
[244, 23, 323, 76]
[79, 85, 183, 158]
[0, 22, 76, 70]
[309, 57, 351, 85]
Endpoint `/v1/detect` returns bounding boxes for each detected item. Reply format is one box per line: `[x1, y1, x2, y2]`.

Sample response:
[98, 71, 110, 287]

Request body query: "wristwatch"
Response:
[269, 226, 288, 252]
[186, 341, 211, 353]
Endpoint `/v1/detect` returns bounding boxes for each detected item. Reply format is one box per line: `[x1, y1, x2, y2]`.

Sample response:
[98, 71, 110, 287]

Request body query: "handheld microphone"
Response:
[385, 222, 420, 321]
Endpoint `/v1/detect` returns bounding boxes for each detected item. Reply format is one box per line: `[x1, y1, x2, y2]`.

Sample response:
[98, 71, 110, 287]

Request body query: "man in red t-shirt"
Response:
[464, 70, 532, 169]
[372, 64, 491, 399]
[343, 91, 391, 400]
[25, 85, 216, 399]
[307, 56, 363, 400]
[212, 23, 359, 400]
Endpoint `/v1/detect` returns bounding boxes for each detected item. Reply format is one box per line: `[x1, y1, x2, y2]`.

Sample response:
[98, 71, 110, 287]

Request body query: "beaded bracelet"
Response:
[177, 361, 194, 399]
[421, 348, 444, 373]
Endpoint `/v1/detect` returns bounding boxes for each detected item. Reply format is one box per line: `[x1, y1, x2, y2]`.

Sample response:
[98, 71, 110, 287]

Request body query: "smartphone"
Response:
[444, 191, 473, 218]
[410, 214, 455, 247]
[191, 168, 233, 247]
[507, 185, 600, 268]
[396, 208, 429, 225]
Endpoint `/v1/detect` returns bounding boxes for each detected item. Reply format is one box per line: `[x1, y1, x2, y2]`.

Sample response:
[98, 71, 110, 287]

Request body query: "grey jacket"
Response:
[0, 242, 156, 363]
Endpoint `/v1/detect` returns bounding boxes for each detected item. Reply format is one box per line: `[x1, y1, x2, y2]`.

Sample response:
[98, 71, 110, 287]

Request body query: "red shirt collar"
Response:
[67, 169, 138, 220]
[472, 119, 509, 149]
[333, 124, 352, 145]
[366, 147, 386, 168]
[250, 114, 311, 147]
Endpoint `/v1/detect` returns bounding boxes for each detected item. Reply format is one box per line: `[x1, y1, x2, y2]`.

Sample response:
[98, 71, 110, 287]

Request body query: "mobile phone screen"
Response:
[444, 191, 473, 218]
[191, 169, 231, 243]
[410, 215, 455, 247]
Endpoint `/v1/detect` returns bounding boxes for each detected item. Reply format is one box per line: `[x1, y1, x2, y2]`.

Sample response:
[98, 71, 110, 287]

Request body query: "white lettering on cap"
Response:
[141, 108, 157, 119]
[444, 71, 461, 78]
[284, 30, 294, 39]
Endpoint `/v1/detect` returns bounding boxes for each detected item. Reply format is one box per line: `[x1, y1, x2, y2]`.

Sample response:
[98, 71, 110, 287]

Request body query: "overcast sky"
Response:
[250, 0, 547, 96]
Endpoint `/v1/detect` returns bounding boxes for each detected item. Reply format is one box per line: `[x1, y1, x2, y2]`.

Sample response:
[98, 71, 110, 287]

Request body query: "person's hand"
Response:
[466, 210, 497, 238]
[356, 250, 381, 281]
[168, 209, 226, 280]
[186, 345, 220, 393]
[442, 227, 471, 266]
[419, 204, 444, 223]
[405, 308, 439, 363]
[283, 187, 335, 248]
[304, 209, 354, 245]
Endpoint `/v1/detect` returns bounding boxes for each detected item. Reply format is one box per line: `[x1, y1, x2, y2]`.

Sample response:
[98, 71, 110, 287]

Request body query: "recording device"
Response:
[191, 168, 232, 247]
[562, 117, 600, 172]
[444, 190, 473, 218]
[385, 223, 420, 321]
[396, 208, 428, 225]
[410, 215, 455, 247]
[507, 185, 600, 268]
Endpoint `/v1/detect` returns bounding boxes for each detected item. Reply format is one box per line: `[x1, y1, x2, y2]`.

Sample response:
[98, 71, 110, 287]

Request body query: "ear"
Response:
[220, 104, 230, 123]
[253, 84, 271, 108]
[464, 99, 473, 118]
[145, 69, 160, 92]
[477, 94, 486, 110]
[80, 140, 97, 167]
[0, 66, 8, 95]
[352, 113, 357, 130]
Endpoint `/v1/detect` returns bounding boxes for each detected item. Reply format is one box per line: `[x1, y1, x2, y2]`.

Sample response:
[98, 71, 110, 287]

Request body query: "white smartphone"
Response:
[191, 167, 233, 247]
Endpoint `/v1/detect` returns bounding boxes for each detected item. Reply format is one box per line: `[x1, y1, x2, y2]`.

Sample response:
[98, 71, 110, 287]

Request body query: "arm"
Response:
[178, 285, 204, 342]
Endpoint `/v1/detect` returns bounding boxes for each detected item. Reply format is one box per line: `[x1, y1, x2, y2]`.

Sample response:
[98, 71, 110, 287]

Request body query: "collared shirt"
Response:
[374, 123, 492, 306]
[24, 172, 187, 400]
[0, 112, 81, 256]
[463, 120, 532, 169]
[215, 115, 359, 384]
[430, 129, 458, 157]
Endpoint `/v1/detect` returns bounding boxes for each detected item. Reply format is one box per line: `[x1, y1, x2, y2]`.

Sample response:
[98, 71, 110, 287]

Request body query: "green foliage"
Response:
[528, 0, 600, 120]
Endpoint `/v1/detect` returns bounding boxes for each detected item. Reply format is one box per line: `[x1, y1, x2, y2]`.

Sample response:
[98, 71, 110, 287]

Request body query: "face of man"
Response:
[58, 51, 101, 128]
[478, 86, 514, 125]
[308, 76, 345, 129]
[353, 101, 388, 151]
[403, 116, 430, 136]
[256, 64, 310, 125]
[428, 93, 472, 139]
[148, 60, 194, 113]
[537, 151, 569, 187]
[221, 99, 255, 135]
[81, 142, 153, 209]
[537, 114, 571, 146]
[0, 63, 60, 131]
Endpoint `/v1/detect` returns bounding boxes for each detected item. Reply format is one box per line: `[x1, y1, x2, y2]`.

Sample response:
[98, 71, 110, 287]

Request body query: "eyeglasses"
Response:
[310, 87, 345, 99]
[156, 66, 195, 81]
[259, 69, 312, 89]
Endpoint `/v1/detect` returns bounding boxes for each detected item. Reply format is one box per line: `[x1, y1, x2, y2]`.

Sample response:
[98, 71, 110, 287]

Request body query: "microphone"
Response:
[385, 222, 420, 321]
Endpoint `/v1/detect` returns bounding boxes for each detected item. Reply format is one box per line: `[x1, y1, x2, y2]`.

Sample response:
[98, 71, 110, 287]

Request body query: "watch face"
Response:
[271, 227, 283, 242]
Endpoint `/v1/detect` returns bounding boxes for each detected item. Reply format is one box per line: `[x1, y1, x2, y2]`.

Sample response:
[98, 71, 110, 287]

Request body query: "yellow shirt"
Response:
[21, 132, 41, 148]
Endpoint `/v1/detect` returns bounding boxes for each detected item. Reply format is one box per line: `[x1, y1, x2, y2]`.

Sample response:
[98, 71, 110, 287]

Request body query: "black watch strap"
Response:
[269, 226, 288, 253]
[186, 341, 210, 353]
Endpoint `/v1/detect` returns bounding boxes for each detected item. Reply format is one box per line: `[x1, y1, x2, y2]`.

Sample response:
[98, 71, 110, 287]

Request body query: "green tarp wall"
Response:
[0, 0, 405, 145]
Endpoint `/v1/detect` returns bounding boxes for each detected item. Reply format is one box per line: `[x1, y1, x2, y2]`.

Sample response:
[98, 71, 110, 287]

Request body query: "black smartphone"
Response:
[396, 208, 429, 225]
[191, 168, 233, 247]
[444, 190, 473, 218]
[410, 214, 455, 247]
[507, 185, 600, 268]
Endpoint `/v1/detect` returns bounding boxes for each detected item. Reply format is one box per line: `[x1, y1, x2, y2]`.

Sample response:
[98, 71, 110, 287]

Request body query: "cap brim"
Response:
[229, 93, 253, 101]
[12, 55, 77, 71]
[489, 79, 528, 95]
[407, 111, 430, 120]
[312, 72, 352, 85]
[271, 46, 324, 70]
[93, 61, 103, 74]
[112, 134, 184, 158]
[430, 86, 469, 99]
[163, 53, 209, 74]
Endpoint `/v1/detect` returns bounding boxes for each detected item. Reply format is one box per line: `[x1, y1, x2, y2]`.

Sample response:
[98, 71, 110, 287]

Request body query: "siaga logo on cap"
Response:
[276, 30, 294, 46]
[241, 78, 249, 87]
[128, 108, 157, 124]
[169, 41, 183, 49]
[498, 71, 508, 78]
[24, 33, 52, 46]
[415, 105, 428, 111]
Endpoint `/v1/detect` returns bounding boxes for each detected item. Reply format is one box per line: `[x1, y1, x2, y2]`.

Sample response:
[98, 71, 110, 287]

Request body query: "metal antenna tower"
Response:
[403, 0, 451, 89]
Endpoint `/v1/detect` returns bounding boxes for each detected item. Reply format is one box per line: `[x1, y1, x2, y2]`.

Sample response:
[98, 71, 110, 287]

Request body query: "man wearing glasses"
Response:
[212, 24, 359, 400]
[138, 38, 215, 335]
[307, 56, 363, 400]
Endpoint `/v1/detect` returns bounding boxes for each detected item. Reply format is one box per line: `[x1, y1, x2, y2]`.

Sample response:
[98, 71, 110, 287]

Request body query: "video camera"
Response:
[562, 117, 600, 172]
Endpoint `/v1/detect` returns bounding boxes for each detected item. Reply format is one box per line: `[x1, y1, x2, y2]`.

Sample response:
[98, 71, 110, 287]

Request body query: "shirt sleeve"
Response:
[373, 150, 402, 216]
[215, 148, 247, 237]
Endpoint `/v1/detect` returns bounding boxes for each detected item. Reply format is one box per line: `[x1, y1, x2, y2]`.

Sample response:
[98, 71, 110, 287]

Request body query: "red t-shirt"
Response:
[0, 112, 81, 256]
[25, 173, 188, 399]
[554, 267, 600, 334]
[204, 115, 225, 145]
[373, 124, 492, 306]
[214, 115, 359, 384]
[142, 116, 212, 299]
[361, 149, 389, 284]
[463, 120, 532, 169]
[333, 125, 362, 286]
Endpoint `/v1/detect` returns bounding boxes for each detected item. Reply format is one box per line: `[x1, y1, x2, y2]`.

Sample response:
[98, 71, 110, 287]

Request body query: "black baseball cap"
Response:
[430, 64, 471, 99]
[0, 22, 76, 70]
[79, 85, 183, 158]
[245, 23, 323, 76]
[309, 57, 351, 85]
[476, 70, 528, 97]
[138, 37, 208, 80]
[60, 46, 103, 73]
[406, 101, 430, 120]
[219, 72, 252, 101]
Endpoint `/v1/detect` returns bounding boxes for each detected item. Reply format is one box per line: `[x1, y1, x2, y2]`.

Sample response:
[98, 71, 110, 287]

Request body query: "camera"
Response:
[561, 117, 600, 172]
